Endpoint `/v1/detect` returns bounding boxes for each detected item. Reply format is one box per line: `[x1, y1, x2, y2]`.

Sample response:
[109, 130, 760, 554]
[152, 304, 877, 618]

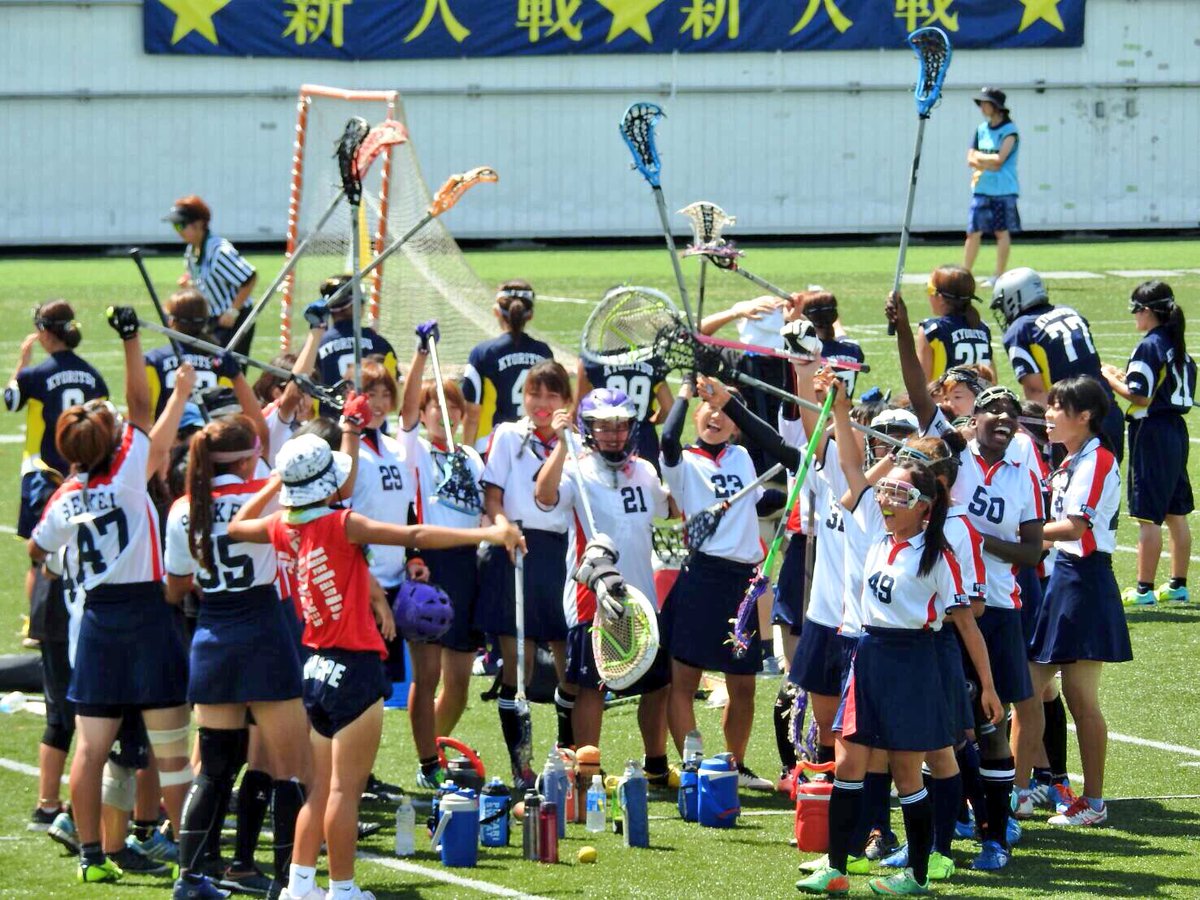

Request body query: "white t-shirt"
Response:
[482, 418, 575, 532]
[661, 442, 764, 565]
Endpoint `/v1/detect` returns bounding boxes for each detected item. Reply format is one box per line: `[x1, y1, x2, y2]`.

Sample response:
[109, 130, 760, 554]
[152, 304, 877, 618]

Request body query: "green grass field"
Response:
[0, 239, 1197, 898]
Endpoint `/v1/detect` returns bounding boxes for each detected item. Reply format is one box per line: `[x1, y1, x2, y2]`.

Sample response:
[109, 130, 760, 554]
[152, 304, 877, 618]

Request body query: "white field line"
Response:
[357, 852, 555, 899]
[1068, 724, 1200, 758]
[1114, 544, 1200, 563]
[538, 294, 592, 305]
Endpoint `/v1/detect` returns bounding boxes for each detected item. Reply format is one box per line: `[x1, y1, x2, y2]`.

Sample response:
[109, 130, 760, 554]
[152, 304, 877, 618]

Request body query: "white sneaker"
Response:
[1011, 787, 1036, 819]
[280, 888, 326, 900]
[737, 765, 773, 791]
[1048, 797, 1108, 827]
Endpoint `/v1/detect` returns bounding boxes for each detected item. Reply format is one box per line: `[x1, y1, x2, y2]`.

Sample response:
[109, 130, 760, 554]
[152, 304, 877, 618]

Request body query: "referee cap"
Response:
[164, 195, 211, 226]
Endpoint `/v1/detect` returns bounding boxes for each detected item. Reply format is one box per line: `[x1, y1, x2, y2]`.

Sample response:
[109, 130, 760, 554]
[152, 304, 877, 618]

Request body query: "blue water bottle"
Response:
[618, 760, 649, 848]
[479, 778, 511, 847]
[536, 747, 569, 838]
[677, 764, 699, 822]
[698, 755, 740, 828]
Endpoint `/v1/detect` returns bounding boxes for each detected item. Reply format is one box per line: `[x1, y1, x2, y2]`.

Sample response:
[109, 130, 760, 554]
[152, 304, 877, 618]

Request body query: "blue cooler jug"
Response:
[697, 756, 739, 828]
[430, 789, 479, 867]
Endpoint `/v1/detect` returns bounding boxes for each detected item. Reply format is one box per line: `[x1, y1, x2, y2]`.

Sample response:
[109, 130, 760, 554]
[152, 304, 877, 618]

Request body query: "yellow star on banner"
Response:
[157, 0, 231, 45]
[1017, 0, 1065, 32]
[596, 0, 665, 43]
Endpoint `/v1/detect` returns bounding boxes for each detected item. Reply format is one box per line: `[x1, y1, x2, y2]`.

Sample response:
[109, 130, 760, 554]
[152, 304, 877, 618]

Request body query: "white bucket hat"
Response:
[275, 433, 352, 507]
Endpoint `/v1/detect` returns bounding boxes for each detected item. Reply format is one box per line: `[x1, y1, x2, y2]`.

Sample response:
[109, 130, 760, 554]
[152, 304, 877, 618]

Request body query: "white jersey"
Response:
[263, 399, 298, 469]
[32, 424, 163, 590]
[481, 419, 575, 532]
[837, 477, 872, 638]
[852, 486, 969, 631]
[778, 414, 813, 535]
[925, 407, 1042, 485]
[396, 425, 485, 529]
[562, 449, 668, 627]
[804, 440, 849, 630]
[349, 429, 417, 587]
[661, 442, 764, 565]
[44, 546, 85, 666]
[954, 439, 1045, 609]
[1049, 436, 1120, 557]
[165, 474, 282, 593]
[945, 507, 988, 602]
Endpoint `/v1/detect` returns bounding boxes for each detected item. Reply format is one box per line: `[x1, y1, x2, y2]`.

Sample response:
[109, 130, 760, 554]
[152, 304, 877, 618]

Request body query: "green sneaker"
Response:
[78, 857, 123, 884]
[1157, 583, 1190, 604]
[868, 869, 930, 896]
[927, 852, 955, 881]
[796, 866, 851, 896]
[799, 854, 869, 875]
[1122, 587, 1156, 607]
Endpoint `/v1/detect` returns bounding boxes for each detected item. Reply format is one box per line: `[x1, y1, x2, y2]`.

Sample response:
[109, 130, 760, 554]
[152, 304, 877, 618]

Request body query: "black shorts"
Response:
[302, 648, 390, 739]
[661, 553, 759, 675]
[772, 534, 807, 635]
[423, 546, 483, 653]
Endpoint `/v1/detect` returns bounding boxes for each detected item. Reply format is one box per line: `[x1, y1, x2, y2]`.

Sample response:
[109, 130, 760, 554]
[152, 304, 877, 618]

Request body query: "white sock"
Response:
[329, 878, 357, 897]
[287, 864, 316, 896]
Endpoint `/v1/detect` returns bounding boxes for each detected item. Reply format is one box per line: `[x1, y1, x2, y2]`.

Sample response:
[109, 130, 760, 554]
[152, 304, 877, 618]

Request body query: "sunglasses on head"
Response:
[173, 222, 185, 233]
[876, 477, 930, 509]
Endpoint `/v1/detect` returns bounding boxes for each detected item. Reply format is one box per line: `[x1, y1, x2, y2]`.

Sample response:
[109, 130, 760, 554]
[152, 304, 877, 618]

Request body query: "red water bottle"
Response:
[538, 800, 559, 863]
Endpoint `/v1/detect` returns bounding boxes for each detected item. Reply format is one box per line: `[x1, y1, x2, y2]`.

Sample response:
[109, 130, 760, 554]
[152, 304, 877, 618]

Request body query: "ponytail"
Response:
[895, 461, 947, 576]
[497, 280, 534, 336]
[1132, 280, 1187, 362]
[34, 300, 82, 350]
[1167, 304, 1188, 363]
[186, 415, 258, 574]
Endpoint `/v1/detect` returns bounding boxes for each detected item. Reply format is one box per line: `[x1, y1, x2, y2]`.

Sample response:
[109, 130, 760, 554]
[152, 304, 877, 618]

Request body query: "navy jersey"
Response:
[316, 320, 399, 388]
[1003, 305, 1104, 387]
[582, 356, 667, 462]
[144, 345, 230, 419]
[919, 314, 992, 379]
[1124, 325, 1196, 419]
[5, 351, 108, 476]
[821, 335, 867, 396]
[461, 333, 554, 452]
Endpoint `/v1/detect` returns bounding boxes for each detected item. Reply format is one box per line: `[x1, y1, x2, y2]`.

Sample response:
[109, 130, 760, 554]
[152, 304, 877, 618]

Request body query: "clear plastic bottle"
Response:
[683, 729, 703, 768]
[394, 795, 415, 857]
[0, 691, 26, 714]
[585, 774, 606, 832]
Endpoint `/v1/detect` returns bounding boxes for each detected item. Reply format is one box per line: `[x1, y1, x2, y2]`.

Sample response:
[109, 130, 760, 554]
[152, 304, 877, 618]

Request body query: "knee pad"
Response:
[197, 727, 247, 785]
[147, 724, 191, 761]
[42, 721, 74, 754]
[102, 761, 137, 811]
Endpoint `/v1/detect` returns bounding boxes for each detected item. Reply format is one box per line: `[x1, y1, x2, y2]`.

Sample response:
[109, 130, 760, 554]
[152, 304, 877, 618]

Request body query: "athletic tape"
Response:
[147, 725, 190, 759]
[158, 762, 195, 787]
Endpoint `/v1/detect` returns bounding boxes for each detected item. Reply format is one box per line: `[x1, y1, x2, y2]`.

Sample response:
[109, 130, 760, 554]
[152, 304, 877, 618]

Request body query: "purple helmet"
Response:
[577, 388, 639, 466]
[392, 581, 453, 642]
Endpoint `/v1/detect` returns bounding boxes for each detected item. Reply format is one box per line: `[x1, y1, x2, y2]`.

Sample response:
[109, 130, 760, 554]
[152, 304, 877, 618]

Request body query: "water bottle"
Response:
[394, 796, 415, 857]
[586, 775, 606, 833]
[537, 747, 568, 838]
[0, 691, 26, 714]
[479, 778, 510, 848]
[429, 780, 458, 836]
[606, 774, 623, 835]
[559, 747, 579, 823]
[619, 760, 649, 848]
[683, 729, 704, 767]
[575, 745, 601, 823]
[538, 800, 559, 863]
[521, 790, 540, 861]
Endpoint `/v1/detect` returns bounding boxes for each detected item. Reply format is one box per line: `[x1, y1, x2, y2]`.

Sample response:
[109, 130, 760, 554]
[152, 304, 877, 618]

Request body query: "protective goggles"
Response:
[936, 366, 987, 396]
[973, 385, 1020, 414]
[1129, 296, 1174, 315]
[876, 477, 931, 509]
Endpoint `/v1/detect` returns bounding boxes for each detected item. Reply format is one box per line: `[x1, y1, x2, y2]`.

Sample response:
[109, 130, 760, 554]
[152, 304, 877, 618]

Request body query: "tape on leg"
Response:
[102, 761, 136, 811]
[147, 725, 191, 760]
[158, 762, 196, 787]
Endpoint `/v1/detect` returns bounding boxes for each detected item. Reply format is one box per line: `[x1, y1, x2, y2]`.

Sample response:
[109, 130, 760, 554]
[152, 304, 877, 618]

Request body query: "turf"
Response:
[0, 240, 1197, 898]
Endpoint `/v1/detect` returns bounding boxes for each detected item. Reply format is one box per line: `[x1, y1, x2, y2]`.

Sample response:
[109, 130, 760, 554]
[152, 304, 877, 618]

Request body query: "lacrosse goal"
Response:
[281, 84, 495, 365]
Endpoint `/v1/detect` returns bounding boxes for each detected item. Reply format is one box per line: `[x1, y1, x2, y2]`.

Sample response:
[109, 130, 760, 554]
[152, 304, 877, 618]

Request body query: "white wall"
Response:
[0, 0, 1196, 244]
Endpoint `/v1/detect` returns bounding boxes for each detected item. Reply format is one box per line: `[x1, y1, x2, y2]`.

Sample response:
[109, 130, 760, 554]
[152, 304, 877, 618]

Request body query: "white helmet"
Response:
[990, 267, 1048, 327]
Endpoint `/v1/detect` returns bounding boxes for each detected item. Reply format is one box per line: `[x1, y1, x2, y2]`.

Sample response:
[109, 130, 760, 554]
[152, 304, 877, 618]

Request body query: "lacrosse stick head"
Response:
[680, 504, 724, 554]
[684, 240, 744, 268]
[652, 323, 729, 378]
[908, 27, 952, 118]
[679, 201, 736, 247]
[581, 285, 682, 368]
[591, 584, 660, 691]
[353, 119, 408, 181]
[651, 523, 688, 569]
[620, 102, 665, 188]
[431, 448, 483, 515]
[727, 574, 766, 658]
[428, 166, 498, 217]
[335, 117, 371, 205]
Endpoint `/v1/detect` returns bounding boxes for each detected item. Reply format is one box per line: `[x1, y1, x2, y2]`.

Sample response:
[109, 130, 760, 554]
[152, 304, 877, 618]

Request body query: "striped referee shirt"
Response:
[185, 231, 256, 317]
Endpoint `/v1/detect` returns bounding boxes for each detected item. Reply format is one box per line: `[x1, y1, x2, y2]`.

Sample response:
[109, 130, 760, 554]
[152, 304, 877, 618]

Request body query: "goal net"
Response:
[281, 84, 496, 369]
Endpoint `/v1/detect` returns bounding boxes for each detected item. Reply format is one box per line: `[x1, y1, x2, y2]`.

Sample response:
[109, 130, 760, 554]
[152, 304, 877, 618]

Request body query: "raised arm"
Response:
[826, 376, 867, 503]
[699, 296, 783, 337]
[884, 292, 937, 430]
[107, 307, 152, 433]
[148, 362, 196, 478]
[659, 379, 692, 467]
[401, 348, 427, 432]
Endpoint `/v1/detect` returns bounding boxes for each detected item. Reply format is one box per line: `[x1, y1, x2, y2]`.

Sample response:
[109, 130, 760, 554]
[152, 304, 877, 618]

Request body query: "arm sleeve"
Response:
[4, 368, 34, 412]
[659, 394, 689, 468]
[1004, 321, 1041, 380]
[722, 398, 802, 472]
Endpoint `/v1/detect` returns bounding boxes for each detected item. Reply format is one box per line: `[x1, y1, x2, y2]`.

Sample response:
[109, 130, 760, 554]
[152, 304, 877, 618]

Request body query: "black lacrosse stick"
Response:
[336, 117, 371, 206]
[651, 523, 688, 568]
[652, 323, 730, 378]
[432, 448, 483, 515]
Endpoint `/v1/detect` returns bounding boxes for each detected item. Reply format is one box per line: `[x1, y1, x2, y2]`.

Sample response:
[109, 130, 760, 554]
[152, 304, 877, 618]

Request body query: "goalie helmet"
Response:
[577, 388, 639, 467]
[392, 581, 453, 642]
[990, 267, 1048, 327]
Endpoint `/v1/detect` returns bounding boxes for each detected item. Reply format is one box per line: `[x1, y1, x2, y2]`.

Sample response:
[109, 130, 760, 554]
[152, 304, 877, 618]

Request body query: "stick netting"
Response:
[591, 585, 659, 691]
[909, 27, 952, 117]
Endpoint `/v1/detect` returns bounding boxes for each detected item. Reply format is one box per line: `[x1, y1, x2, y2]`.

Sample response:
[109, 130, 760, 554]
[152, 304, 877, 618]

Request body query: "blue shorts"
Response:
[17, 469, 60, 539]
[840, 628, 953, 752]
[302, 648, 390, 739]
[968, 194, 1021, 235]
[475, 529, 568, 642]
[1030, 552, 1132, 665]
[772, 534, 807, 635]
[424, 545, 483, 653]
[189, 585, 304, 705]
[565, 622, 670, 695]
[936, 627, 974, 739]
[661, 553, 759, 675]
[789, 620, 853, 696]
[1128, 415, 1193, 524]
[69, 582, 188, 711]
[972, 607, 1033, 705]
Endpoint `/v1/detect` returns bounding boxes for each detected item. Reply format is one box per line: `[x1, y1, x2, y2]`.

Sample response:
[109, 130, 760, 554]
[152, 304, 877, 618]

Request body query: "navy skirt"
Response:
[475, 529, 568, 642]
[661, 552, 759, 675]
[69, 581, 188, 709]
[424, 545, 483, 653]
[1015, 566, 1044, 654]
[840, 628, 953, 752]
[973, 607, 1034, 704]
[189, 584, 303, 705]
[1030, 552, 1132, 665]
[936, 626, 974, 738]
[789, 620, 853, 696]
[772, 534, 807, 635]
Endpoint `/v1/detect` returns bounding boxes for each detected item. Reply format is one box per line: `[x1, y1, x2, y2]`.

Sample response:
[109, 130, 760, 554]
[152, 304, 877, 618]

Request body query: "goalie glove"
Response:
[304, 299, 331, 330]
[106, 306, 139, 342]
[574, 535, 626, 621]
[415, 320, 440, 354]
[780, 318, 821, 357]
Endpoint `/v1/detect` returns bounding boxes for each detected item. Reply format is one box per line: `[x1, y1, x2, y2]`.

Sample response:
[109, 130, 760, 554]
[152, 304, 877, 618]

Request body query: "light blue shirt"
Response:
[973, 121, 1019, 197]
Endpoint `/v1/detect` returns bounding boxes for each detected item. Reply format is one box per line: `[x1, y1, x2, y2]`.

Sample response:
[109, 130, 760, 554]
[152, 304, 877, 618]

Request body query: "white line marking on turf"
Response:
[1115, 544, 1200, 564]
[1039, 271, 1106, 280]
[358, 852, 555, 899]
[1106, 270, 1185, 278]
[1068, 725, 1200, 758]
[539, 294, 592, 305]
[0, 434, 25, 443]
[0, 525, 16, 534]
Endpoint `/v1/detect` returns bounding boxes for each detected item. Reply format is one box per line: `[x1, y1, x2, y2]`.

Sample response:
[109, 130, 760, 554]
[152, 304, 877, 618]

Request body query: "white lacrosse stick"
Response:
[679, 201, 737, 321]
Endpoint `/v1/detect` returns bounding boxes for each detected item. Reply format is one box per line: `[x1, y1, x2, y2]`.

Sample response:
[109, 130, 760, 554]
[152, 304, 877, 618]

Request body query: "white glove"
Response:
[781, 318, 822, 356]
[574, 534, 626, 621]
[593, 577, 626, 622]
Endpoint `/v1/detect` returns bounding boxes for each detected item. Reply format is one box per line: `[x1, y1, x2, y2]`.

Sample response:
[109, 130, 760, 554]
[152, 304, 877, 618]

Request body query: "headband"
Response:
[498, 288, 534, 303]
[210, 436, 261, 464]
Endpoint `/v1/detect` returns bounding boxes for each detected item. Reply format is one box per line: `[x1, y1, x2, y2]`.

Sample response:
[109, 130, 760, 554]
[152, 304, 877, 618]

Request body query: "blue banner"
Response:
[145, 1, 1085, 59]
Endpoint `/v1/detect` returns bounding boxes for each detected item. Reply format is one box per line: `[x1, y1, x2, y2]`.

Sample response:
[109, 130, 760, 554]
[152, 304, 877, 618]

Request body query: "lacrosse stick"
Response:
[619, 102, 696, 331]
[226, 119, 408, 353]
[513, 547, 534, 776]
[728, 390, 834, 658]
[592, 582, 660, 691]
[138, 319, 345, 409]
[679, 202, 737, 322]
[426, 328, 482, 514]
[129, 248, 210, 423]
[652, 523, 688, 569]
[889, 26, 953, 336]
[687, 240, 794, 302]
[336, 117, 372, 389]
[678, 462, 784, 552]
[320, 167, 498, 314]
